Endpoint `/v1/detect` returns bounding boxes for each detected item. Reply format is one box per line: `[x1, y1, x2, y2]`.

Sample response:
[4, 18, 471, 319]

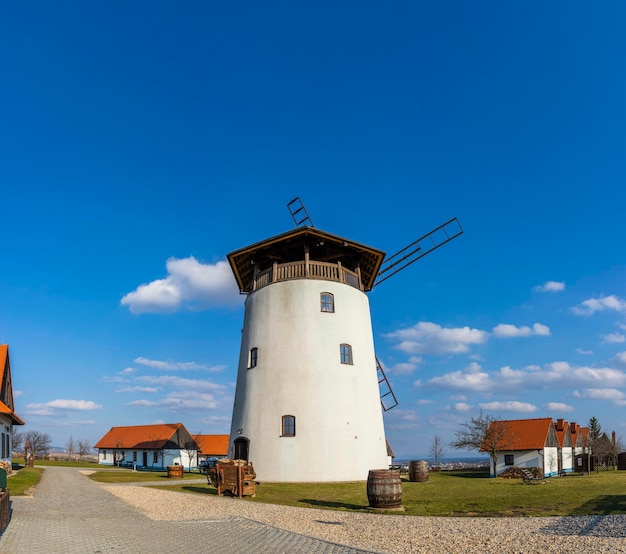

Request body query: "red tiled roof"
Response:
[0, 344, 25, 425]
[553, 419, 571, 447]
[94, 423, 192, 449]
[192, 434, 229, 456]
[485, 418, 555, 450]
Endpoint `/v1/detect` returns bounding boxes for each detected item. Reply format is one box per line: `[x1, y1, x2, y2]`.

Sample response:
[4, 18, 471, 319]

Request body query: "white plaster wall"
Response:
[561, 447, 573, 473]
[544, 446, 559, 476]
[494, 450, 542, 476]
[229, 279, 389, 482]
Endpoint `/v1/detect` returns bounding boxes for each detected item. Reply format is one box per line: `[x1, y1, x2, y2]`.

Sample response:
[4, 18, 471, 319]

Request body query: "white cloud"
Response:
[576, 348, 593, 355]
[415, 399, 432, 405]
[544, 402, 575, 412]
[115, 386, 158, 393]
[386, 321, 488, 355]
[134, 357, 225, 372]
[492, 322, 551, 338]
[479, 401, 537, 413]
[534, 281, 565, 292]
[454, 402, 472, 412]
[614, 352, 626, 367]
[421, 365, 491, 392]
[573, 388, 625, 401]
[602, 333, 625, 344]
[571, 295, 626, 316]
[121, 257, 242, 314]
[25, 399, 102, 415]
[135, 375, 227, 392]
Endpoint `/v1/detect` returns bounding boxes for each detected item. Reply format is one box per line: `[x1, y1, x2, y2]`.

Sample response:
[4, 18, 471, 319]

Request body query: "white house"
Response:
[553, 419, 574, 474]
[0, 345, 25, 473]
[94, 423, 198, 470]
[486, 417, 560, 477]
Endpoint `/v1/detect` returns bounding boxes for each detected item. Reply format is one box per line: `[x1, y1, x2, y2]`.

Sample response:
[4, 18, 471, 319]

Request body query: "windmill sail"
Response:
[374, 217, 463, 287]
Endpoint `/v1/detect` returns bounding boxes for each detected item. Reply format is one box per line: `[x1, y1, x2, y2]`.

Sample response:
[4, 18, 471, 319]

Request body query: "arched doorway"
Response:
[233, 437, 249, 461]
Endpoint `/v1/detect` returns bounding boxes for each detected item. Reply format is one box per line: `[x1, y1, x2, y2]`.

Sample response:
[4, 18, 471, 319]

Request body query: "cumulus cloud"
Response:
[420, 363, 491, 392]
[576, 348, 593, 355]
[386, 322, 488, 355]
[573, 388, 625, 401]
[479, 401, 537, 412]
[492, 322, 551, 338]
[121, 257, 242, 314]
[544, 402, 575, 412]
[135, 375, 227, 392]
[534, 281, 565, 292]
[614, 352, 626, 367]
[454, 402, 472, 412]
[602, 333, 625, 344]
[25, 399, 102, 416]
[134, 357, 225, 372]
[571, 295, 626, 316]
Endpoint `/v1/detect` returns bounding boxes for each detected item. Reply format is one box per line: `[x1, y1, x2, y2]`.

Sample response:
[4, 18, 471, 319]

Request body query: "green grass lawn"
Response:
[6, 466, 44, 495]
[145, 469, 626, 517]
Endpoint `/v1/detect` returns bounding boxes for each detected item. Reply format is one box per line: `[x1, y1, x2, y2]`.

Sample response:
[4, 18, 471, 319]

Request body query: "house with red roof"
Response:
[192, 434, 229, 461]
[94, 423, 198, 470]
[553, 419, 574, 474]
[0, 345, 25, 472]
[486, 417, 560, 477]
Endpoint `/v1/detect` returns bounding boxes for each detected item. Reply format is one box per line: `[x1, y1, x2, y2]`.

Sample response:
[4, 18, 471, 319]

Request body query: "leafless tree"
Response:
[182, 438, 199, 472]
[429, 434, 445, 468]
[66, 435, 76, 461]
[77, 439, 91, 462]
[450, 411, 512, 477]
[23, 430, 52, 458]
[12, 429, 23, 455]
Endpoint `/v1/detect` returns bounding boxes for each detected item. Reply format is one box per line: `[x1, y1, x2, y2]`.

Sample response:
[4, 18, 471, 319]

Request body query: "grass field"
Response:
[145, 469, 626, 517]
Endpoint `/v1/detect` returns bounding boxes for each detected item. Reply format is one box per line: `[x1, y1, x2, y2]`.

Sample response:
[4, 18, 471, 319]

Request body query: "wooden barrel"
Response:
[367, 469, 402, 509]
[167, 465, 184, 478]
[408, 460, 429, 482]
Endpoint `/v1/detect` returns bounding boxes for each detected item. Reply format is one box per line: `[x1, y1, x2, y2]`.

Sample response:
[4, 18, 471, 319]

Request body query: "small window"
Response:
[504, 454, 514, 466]
[249, 347, 258, 368]
[340, 344, 353, 364]
[153, 452, 158, 464]
[282, 415, 296, 437]
[321, 292, 334, 313]
[133, 451, 137, 462]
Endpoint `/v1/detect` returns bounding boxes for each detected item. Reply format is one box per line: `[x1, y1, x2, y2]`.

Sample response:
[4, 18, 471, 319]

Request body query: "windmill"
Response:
[226, 197, 463, 482]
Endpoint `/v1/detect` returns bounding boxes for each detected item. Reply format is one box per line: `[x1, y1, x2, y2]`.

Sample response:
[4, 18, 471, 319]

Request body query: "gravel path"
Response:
[104, 483, 626, 553]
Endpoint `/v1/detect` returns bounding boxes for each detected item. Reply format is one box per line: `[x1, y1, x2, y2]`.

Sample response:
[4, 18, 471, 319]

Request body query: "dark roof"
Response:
[227, 227, 386, 293]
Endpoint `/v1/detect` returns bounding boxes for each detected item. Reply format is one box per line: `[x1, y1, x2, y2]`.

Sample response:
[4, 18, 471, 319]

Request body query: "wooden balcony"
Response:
[252, 260, 362, 292]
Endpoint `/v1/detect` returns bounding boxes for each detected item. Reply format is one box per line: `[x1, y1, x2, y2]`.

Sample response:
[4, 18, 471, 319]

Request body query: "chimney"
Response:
[556, 418, 564, 431]
[570, 422, 577, 433]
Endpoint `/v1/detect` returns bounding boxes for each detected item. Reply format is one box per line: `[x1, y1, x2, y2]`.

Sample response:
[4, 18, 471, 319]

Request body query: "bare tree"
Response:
[429, 434, 445, 468]
[450, 411, 511, 477]
[66, 435, 76, 461]
[23, 430, 52, 458]
[182, 438, 199, 473]
[77, 439, 91, 462]
[12, 429, 23, 455]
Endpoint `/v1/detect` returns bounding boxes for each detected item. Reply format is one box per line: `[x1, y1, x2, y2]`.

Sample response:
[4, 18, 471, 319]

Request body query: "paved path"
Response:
[0, 467, 376, 553]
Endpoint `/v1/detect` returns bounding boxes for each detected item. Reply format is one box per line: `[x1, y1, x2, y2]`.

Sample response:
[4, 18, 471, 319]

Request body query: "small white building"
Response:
[0, 345, 25, 471]
[94, 423, 198, 470]
[487, 418, 560, 477]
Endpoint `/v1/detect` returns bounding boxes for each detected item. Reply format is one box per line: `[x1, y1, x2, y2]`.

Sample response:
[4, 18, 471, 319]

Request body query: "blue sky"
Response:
[1, 1, 625, 458]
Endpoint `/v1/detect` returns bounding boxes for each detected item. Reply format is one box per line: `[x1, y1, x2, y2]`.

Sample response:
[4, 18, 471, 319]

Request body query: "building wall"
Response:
[494, 450, 542, 476]
[544, 446, 559, 476]
[229, 279, 388, 482]
[98, 448, 197, 469]
[0, 418, 12, 464]
[560, 447, 574, 473]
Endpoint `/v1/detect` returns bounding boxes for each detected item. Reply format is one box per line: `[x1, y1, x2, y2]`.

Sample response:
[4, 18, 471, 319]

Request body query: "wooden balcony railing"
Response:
[253, 260, 361, 292]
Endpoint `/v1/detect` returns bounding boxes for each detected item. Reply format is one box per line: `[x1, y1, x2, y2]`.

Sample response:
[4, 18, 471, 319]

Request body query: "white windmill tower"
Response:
[226, 198, 462, 482]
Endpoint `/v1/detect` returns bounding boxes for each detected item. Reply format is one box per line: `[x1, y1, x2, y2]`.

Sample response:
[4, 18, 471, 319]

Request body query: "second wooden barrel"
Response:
[366, 469, 402, 509]
[409, 460, 429, 482]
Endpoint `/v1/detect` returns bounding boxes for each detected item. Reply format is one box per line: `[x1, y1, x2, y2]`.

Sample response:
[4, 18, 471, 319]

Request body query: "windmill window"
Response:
[281, 415, 296, 437]
[340, 344, 353, 365]
[504, 454, 514, 466]
[249, 347, 258, 368]
[320, 292, 334, 313]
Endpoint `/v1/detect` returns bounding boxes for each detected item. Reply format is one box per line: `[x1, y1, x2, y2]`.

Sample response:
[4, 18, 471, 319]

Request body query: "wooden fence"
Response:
[253, 260, 361, 291]
[0, 490, 10, 534]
